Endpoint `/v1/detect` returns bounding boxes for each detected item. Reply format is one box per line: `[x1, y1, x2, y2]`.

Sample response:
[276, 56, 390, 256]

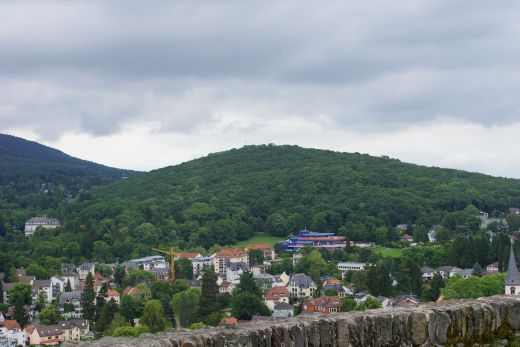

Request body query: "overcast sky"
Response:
[2, 1, 520, 177]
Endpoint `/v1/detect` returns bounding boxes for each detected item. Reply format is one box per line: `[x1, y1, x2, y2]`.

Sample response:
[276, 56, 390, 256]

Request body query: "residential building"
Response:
[302, 295, 341, 314]
[58, 291, 82, 318]
[218, 281, 235, 294]
[127, 256, 167, 271]
[148, 268, 170, 281]
[0, 320, 25, 347]
[31, 279, 52, 304]
[272, 302, 294, 318]
[265, 286, 290, 310]
[253, 273, 274, 294]
[421, 267, 435, 283]
[292, 253, 303, 266]
[107, 289, 121, 304]
[59, 319, 89, 343]
[272, 272, 290, 287]
[213, 249, 249, 280]
[60, 263, 77, 274]
[225, 262, 248, 283]
[282, 229, 347, 251]
[392, 295, 419, 307]
[30, 325, 63, 345]
[338, 262, 366, 279]
[246, 243, 276, 260]
[428, 225, 440, 243]
[51, 275, 78, 299]
[401, 234, 413, 242]
[77, 263, 95, 281]
[486, 262, 499, 273]
[191, 255, 214, 278]
[24, 217, 60, 236]
[287, 273, 317, 301]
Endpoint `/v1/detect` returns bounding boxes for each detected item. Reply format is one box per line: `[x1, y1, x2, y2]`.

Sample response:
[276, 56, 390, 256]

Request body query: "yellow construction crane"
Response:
[152, 247, 176, 281]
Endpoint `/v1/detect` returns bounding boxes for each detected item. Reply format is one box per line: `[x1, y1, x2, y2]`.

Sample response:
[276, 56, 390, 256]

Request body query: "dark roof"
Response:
[228, 262, 248, 271]
[290, 273, 315, 288]
[58, 291, 82, 305]
[506, 245, 520, 285]
[59, 319, 89, 329]
[274, 302, 293, 310]
[35, 325, 63, 337]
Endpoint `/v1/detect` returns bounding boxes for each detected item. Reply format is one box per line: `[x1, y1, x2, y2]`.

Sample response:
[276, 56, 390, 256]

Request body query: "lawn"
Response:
[232, 233, 285, 249]
[373, 247, 403, 258]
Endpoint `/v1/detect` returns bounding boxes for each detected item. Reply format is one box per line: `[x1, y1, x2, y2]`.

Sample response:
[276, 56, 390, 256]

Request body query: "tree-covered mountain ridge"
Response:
[61, 144, 520, 252]
[0, 133, 139, 211]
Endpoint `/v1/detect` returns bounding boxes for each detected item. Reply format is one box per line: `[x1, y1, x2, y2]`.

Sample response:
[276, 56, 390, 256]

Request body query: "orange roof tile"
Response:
[176, 252, 199, 259]
[216, 249, 247, 257]
[0, 320, 21, 330]
[265, 286, 289, 300]
[107, 289, 120, 296]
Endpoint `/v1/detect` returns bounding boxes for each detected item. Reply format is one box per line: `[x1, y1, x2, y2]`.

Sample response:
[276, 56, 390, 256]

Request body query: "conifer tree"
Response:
[81, 272, 96, 320]
[198, 269, 219, 317]
[65, 279, 72, 292]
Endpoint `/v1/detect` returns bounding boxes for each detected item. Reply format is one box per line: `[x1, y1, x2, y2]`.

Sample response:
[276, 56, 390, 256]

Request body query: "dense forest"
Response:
[0, 134, 138, 228]
[2, 142, 520, 268]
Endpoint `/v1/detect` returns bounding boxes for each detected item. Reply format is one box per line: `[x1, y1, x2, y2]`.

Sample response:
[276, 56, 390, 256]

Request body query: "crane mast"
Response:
[151, 247, 176, 281]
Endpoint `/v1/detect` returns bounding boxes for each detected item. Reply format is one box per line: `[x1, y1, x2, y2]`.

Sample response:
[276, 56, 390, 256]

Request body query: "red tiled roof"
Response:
[216, 249, 247, 257]
[107, 289, 120, 296]
[303, 295, 341, 309]
[323, 278, 341, 286]
[0, 320, 21, 330]
[265, 286, 290, 301]
[176, 252, 199, 259]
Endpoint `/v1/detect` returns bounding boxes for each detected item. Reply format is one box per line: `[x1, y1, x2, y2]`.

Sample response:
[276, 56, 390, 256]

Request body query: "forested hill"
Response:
[0, 133, 139, 211]
[61, 144, 520, 253]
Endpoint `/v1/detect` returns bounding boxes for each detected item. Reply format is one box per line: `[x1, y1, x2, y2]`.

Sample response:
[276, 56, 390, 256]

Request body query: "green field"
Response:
[373, 247, 404, 257]
[232, 233, 285, 248]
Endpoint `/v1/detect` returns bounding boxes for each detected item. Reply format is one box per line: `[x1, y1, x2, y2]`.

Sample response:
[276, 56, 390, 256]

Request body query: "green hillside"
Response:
[2, 143, 520, 269]
[0, 133, 139, 226]
[60, 145, 519, 250]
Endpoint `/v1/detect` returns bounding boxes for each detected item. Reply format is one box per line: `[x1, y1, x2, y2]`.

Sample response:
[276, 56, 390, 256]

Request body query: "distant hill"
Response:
[61, 144, 520, 252]
[0, 133, 139, 210]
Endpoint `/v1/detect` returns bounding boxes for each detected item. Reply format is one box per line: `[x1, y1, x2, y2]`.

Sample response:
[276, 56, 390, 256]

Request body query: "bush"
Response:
[202, 312, 226, 326]
[112, 325, 150, 337]
[188, 322, 205, 330]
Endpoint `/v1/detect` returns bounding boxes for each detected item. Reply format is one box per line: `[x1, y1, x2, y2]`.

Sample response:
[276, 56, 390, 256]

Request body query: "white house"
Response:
[264, 286, 290, 310]
[128, 256, 167, 271]
[59, 291, 83, 318]
[31, 279, 53, 304]
[338, 262, 366, 279]
[51, 275, 78, 300]
[287, 273, 317, 301]
[77, 263, 95, 281]
[272, 302, 294, 318]
[24, 217, 60, 236]
[225, 262, 248, 283]
[0, 324, 26, 347]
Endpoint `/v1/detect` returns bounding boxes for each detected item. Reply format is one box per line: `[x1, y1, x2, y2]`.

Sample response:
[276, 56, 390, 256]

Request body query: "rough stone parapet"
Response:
[72, 295, 520, 346]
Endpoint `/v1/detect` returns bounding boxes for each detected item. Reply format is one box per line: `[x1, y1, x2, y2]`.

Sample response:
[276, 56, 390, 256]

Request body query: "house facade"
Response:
[24, 217, 61, 236]
[287, 273, 317, 301]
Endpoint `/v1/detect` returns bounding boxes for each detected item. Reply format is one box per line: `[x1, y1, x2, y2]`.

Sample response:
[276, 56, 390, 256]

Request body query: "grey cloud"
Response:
[1, 0, 520, 139]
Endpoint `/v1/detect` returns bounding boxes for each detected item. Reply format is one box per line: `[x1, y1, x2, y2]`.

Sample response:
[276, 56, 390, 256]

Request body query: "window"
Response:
[511, 286, 516, 295]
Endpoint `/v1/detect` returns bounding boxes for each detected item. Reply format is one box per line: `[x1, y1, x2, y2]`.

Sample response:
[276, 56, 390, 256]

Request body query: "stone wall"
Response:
[74, 295, 520, 346]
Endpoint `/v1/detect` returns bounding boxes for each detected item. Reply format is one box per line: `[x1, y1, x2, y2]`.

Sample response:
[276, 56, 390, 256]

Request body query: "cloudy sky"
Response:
[2, 1, 520, 177]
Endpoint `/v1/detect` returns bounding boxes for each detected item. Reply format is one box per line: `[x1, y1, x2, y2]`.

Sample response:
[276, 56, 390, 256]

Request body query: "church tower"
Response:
[505, 243, 520, 295]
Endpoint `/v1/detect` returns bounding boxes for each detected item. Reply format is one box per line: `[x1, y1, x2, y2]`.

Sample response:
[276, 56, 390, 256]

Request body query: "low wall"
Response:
[75, 295, 520, 346]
